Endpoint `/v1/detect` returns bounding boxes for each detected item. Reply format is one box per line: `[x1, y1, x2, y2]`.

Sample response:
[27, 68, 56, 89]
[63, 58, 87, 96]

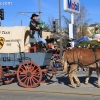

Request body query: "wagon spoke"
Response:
[31, 65, 37, 72]
[27, 78, 30, 86]
[23, 78, 28, 84]
[20, 67, 26, 72]
[19, 74, 26, 77]
[20, 70, 27, 75]
[31, 78, 36, 86]
[20, 76, 27, 81]
[29, 62, 33, 67]
[32, 68, 39, 73]
[29, 78, 32, 86]
[32, 71, 40, 76]
[33, 76, 40, 80]
[32, 77, 38, 83]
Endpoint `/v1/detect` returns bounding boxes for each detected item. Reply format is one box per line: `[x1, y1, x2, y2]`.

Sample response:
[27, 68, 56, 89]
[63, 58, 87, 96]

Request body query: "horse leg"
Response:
[85, 68, 93, 85]
[68, 64, 78, 88]
[96, 67, 100, 88]
[73, 71, 81, 87]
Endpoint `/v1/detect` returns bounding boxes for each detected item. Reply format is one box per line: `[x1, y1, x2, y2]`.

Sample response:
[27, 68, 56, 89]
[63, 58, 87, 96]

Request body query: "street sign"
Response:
[64, 0, 80, 14]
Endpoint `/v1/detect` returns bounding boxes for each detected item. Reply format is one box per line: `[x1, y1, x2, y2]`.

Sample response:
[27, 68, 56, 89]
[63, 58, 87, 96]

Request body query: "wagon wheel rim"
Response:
[0, 66, 3, 85]
[0, 66, 2, 80]
[17, 61, 42, 88]
[4, 77, 15, 84]
[4, 71, 15, 85]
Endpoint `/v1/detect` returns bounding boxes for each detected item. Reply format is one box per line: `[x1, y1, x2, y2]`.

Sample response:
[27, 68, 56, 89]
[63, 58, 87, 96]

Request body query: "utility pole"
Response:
[38, 0, 41, 22]
[0, 22, 1, 26]
[55, 19, 59, 34]
[58, 0, 62, 58]
[21, 20, 22, 26]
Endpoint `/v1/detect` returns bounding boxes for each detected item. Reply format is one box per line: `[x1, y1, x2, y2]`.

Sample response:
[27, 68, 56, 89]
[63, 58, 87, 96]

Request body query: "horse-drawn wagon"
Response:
[1, 26, 99, 89]
[0, 26, 62, 88]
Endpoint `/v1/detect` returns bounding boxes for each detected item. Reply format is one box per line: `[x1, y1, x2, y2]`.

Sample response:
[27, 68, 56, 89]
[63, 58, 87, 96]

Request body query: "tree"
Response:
[62, 15, 70, 35]
[37, 20, 50, 32]
[47, 16, 55, 30]
[42, 23, 50, 32]
[75, 5, 91, 39]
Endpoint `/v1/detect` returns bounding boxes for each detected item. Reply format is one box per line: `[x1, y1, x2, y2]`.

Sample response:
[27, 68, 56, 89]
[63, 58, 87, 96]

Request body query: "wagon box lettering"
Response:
[2, 31, 10, 34]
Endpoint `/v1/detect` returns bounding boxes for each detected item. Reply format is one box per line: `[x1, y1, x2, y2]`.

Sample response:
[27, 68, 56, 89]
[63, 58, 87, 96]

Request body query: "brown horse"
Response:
[62, 48, 100, 88]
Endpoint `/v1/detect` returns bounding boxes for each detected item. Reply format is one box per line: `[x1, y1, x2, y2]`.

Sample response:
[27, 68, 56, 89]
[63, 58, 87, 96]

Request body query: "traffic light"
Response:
[53, 20, 58, 33]
[0, 9, 4, 20]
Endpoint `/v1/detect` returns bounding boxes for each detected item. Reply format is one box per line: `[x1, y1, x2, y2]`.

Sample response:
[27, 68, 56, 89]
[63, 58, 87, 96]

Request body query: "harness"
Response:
[67, 48, 99, 67]
[92, 48, 98, 67]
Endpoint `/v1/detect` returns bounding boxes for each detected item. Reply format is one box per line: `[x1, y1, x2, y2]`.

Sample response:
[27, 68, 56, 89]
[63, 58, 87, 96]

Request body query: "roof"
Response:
[93, 34, 100, 38]
[89, 24, 98, 27]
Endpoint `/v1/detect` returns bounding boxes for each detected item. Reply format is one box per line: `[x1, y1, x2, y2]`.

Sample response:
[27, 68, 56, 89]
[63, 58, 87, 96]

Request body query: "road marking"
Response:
[0, 89, 100, 97]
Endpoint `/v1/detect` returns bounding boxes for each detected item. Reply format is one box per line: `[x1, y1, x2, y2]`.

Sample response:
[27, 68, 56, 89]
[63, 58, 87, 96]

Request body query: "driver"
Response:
[29, 13, 48, 50]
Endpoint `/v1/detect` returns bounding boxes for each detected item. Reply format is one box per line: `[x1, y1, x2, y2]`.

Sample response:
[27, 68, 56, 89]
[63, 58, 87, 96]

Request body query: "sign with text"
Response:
[0, 26, 30, 53]
[64, 0, 80, 14]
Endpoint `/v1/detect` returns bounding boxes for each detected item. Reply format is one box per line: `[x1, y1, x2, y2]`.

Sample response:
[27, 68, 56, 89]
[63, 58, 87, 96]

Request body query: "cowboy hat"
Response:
[30, 13, 39, 19]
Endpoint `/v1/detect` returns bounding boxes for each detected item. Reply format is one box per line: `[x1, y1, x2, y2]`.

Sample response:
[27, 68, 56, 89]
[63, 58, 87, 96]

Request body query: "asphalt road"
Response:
[0, 71, 100, 100]
[0, 91, 100, 100]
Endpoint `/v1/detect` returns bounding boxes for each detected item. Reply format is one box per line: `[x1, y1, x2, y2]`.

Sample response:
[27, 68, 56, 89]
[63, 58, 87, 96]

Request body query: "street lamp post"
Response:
[58, 0, 62, 58]
[14, 14, 20, 26]
[14, 13, 30, 26]
[38, 0, 41, 22]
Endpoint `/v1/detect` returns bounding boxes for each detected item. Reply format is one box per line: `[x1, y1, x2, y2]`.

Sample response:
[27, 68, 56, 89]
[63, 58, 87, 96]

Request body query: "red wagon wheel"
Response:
[17, 61, 42, 88]
[3, 71, 15, 85]
[0, 66, 2, 79]
[0, 66, 3, 86]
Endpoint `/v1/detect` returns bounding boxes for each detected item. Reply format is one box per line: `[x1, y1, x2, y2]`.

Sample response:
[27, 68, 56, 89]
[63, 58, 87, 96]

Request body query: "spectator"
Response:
[66, 42, 72, 47]
[87, 44, 91, 49]
[46, 36, 49, 39]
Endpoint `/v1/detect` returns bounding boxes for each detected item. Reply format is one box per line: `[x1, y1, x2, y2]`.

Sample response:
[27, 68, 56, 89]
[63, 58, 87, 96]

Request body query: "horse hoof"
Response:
[72, 85, 77, 88]
[77, 83, 81, 87]
[97, 85, 100, 88]
[85, 82, 88, 85]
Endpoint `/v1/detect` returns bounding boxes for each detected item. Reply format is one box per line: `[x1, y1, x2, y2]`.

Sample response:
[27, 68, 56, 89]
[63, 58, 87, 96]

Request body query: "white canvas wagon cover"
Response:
[0, 26, 30, 53]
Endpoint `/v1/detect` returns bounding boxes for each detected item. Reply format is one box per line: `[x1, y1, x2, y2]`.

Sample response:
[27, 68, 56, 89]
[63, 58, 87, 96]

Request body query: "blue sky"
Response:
[0, 0, 100, 26]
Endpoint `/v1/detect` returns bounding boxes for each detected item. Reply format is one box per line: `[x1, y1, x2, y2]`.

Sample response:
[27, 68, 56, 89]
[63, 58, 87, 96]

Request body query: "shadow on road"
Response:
[1, 73, 98, 88]
[56, 76, 98, 87]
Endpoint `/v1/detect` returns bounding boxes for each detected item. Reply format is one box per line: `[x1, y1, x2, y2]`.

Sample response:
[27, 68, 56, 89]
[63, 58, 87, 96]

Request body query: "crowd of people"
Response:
[47, 41, 97, 72]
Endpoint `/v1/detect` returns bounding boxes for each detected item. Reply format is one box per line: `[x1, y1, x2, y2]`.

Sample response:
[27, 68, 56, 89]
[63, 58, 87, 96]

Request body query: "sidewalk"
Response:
[0, 71, 100, 96]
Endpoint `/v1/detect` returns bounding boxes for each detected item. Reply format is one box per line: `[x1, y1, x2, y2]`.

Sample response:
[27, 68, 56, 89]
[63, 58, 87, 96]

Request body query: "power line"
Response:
[4, 12, 42, 14]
